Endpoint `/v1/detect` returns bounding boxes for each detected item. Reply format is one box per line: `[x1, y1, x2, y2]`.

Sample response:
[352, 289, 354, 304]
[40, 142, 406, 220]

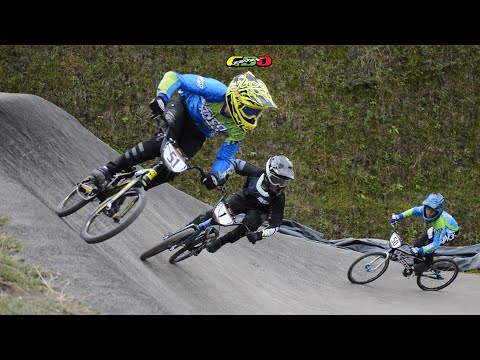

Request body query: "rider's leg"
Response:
[206, 210, 264, 253]
[189, 209, 214, 226]
[90, 132, 164, 188]
[110, 97, 190, 172]
[206, 195, 265, 253]
[413, 230, 434, 275]
[144, 97, 206, 191]
[89, 96, 186, 188]
[176, 113, 206, 159]
[401, 232, 428, 276]
[235, 209, 265, 241]
[227, 193, 266, 239]
[109, 136, 162, 172]
[206, 226, 243, 253]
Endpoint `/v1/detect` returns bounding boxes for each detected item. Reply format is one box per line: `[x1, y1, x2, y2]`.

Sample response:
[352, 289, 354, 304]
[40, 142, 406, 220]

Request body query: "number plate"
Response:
[389, 232, 402, 248]
[162, 141, 188, 173]
[213, 201, 235, 226]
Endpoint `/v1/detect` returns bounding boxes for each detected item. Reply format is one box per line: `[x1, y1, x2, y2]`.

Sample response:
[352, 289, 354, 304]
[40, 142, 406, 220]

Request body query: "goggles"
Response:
[267, 173, 290, 188]
[238, 104, 263, 123]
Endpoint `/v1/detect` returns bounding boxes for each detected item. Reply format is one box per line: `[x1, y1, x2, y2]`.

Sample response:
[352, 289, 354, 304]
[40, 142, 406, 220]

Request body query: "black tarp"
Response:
[279, 220, 480, 271]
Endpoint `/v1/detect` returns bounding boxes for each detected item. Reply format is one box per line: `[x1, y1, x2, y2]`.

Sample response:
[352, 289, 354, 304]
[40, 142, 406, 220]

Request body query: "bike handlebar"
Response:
[185, 165, 228, 195]
[185, 165, 207, 179]
[389, 221, 417, 254]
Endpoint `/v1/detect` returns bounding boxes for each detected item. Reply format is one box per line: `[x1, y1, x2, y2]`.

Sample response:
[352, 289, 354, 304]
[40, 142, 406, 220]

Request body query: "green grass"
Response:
[1, 45, 479, 245]
[0, 217, 9, 226]
[465, 269, 480, 275]
[0, 216, 95, 314]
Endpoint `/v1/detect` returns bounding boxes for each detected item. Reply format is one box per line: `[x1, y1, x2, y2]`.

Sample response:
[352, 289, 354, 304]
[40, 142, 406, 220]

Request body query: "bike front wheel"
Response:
[347, 252, 390, 284]
[169, 227, 218, 264]
[169, 246, 199, 264]
[416, 258, 459, 291]
[56, 184, 92, 217]
[140, 226, 196, 261]
[80, 187, 146, 244]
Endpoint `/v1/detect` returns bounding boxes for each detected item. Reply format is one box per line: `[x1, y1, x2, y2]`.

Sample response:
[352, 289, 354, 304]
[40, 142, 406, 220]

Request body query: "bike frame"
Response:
[386, 223, 429, 273]
[87, 121, 199, 217]
[163, 183, 252, 256]
[347, 222, 459, 290]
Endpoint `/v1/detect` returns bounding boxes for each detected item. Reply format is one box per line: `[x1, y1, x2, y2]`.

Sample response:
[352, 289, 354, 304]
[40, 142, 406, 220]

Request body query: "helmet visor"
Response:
[239, 104, 263, 123]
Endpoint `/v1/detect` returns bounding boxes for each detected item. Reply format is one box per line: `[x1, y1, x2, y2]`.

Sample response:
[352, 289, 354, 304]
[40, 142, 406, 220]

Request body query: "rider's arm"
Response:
[215, 158, 263, 186]
[401, 206, 423, 219]
[210, 140, 242, 182]
[210, 124, 246, 181]
[156, 71, 226, 102]
[259, 194, 286, 239]
[420, 227, 443, 254]
[232, 158, 263, 176]
[421, 215, 458, 254]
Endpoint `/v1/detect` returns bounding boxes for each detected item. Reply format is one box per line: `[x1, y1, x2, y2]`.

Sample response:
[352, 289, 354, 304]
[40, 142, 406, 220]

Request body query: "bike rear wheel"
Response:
[80, 187, 146, 244]
[348, 252, 390, 284]
[140, 226, 196, 261]
[416, 258, 459, 291]
[56, 184, 92, 217]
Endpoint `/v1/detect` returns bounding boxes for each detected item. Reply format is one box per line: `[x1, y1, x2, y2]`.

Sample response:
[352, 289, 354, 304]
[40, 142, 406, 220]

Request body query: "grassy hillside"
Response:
[0, 216, 95, 314]
[1, 45, 479, 245]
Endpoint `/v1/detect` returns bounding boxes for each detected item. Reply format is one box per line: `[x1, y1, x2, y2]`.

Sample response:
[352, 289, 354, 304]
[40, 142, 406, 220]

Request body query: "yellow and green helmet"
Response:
[226, 71, 277, 132]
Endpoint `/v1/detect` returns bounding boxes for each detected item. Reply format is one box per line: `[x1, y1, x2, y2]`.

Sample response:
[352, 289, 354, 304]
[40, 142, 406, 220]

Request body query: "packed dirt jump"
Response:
[1, 93, 479, 314]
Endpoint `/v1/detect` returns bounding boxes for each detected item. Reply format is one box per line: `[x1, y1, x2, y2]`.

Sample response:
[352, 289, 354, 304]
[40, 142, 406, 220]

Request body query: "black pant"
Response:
[191, 192, 268, 245]
[105, 96, 206, 189]
[413, 231, 434, 274]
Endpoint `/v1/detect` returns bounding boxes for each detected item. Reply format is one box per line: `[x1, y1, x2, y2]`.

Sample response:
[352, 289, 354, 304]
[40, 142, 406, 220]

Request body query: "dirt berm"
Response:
[1, 93, 478, 314]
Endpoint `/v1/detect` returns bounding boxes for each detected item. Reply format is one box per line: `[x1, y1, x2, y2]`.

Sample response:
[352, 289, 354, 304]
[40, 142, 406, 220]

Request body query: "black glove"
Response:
[201, 173, 218, 190]
[149, 96, 166, 119]
[247, 231, 263, 244]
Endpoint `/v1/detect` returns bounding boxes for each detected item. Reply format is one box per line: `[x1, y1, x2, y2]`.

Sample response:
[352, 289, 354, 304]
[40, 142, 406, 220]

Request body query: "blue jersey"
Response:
[156, 71, 246, 180]
[401, 206, 460, 254]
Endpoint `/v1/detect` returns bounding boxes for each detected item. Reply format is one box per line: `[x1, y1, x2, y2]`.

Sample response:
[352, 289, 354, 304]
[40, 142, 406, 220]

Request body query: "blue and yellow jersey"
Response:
[401, 206, 460, 253]
[156, 71, 246, 179]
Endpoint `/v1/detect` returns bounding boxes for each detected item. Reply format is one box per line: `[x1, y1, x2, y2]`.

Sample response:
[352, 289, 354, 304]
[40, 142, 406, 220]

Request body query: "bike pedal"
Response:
[402, 268, 413, 277]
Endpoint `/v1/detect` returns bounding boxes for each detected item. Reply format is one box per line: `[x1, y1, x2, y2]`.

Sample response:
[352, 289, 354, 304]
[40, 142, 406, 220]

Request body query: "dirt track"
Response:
[1, 92, 479, 314]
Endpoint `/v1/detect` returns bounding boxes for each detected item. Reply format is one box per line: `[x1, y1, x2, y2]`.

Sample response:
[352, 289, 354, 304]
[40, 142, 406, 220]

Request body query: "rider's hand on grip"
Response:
[201, 173, 218, 190]
[390, 213, 403, 224]
[247, 231, 262, 244]
[410, 247, 423, 256]
[149, 96, 166, 119]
